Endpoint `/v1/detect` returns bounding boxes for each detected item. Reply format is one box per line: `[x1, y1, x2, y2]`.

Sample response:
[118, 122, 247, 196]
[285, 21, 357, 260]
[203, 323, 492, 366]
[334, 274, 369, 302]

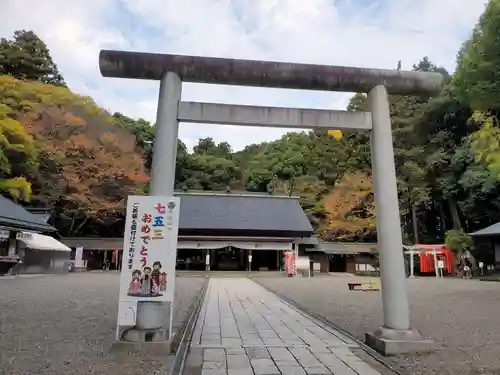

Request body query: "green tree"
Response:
[193, 137, 233, 158]
[445, 229, 476, 273]
[182, 153, 241, 191]
[454, 0, 500, 110]
[113, 112, 155, 169]
[453, 0, 500, 177]
[414, 89, 474, 235]
[0, 30, 66, 86]
[112, 112, 191, 186]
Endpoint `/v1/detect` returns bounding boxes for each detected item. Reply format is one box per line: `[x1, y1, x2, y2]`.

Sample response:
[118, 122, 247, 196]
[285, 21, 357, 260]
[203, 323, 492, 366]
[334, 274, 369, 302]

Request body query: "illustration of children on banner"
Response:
[159, 271, 167, 292]
[127, 261, 167, 297]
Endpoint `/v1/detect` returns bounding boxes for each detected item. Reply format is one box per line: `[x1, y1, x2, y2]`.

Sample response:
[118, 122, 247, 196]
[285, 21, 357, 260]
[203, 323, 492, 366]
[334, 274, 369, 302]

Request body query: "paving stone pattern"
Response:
[257, 276, 500, 375]
[188, 278, 381, 375]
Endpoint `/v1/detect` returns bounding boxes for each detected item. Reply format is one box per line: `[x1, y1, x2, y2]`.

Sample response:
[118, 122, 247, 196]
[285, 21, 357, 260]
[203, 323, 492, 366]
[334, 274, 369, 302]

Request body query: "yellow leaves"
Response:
[21, 78, 71, 106]
[469, 111, 500, 177]
[470, 110, 488, 123]
[0, 76, 33, 112]
[0, 105, 35, 152]
[0, 101, 37, 184]
[0, 75, 22, 96]
[322, 172, 376, 239]
[0, 81, 37, 201]
[327, 129, 343, 141]
[0, 177, 32, 201]
[0, 75, 101, 118]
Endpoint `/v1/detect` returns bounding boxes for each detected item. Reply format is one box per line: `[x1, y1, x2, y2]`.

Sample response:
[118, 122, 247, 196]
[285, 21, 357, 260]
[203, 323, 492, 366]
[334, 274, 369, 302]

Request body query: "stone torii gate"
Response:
[99, 50, 443, 355]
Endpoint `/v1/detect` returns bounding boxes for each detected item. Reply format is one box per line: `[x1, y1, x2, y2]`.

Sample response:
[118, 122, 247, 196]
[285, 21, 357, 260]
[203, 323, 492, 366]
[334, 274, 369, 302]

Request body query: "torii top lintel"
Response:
[99, 50, 443, 96]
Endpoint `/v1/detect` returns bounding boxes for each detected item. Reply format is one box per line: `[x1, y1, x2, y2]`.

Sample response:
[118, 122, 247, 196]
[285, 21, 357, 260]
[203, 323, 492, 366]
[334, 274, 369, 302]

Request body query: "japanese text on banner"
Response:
[139, 203, 167, 267]
[127, 203, 139, 270]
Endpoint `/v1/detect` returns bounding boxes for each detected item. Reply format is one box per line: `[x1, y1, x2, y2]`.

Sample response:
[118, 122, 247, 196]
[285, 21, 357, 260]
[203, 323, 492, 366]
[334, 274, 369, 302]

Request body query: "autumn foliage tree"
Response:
[321, 173, 376, 241]
[0, 75, 147, 236]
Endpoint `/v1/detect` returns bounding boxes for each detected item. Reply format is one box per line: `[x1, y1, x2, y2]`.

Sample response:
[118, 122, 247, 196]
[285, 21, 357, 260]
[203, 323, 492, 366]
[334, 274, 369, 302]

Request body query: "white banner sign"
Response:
[116, 195, 180, 336]
[75, 246, 84, 268]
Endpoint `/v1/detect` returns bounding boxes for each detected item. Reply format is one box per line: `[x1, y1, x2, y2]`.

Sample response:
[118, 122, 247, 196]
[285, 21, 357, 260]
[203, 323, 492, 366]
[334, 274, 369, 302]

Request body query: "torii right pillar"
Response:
[365, 85, 434, 355]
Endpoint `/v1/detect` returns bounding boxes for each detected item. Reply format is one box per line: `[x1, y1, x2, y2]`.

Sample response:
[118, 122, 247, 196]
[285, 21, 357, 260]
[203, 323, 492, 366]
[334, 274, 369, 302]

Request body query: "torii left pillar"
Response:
[133, 71, 182, 339]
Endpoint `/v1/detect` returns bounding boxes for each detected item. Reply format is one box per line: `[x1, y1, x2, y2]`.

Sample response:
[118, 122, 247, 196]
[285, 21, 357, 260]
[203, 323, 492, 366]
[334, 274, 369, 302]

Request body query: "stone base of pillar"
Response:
[113, 301, 172, 349]
[111, 330, 171, 354]
[112, 327, 172, 354]
[122, 327, 169, 342]
[365, 326, 434, 356]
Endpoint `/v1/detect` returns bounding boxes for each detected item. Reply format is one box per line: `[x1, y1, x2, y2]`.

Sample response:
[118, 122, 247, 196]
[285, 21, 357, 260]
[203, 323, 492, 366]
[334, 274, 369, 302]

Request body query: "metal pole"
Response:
[293, 242, 298, 277]
[432, 249, 439, 278]
[410, 251, 415, 278]
[136, 71, 182, 332]
[369, 85, 411, 331]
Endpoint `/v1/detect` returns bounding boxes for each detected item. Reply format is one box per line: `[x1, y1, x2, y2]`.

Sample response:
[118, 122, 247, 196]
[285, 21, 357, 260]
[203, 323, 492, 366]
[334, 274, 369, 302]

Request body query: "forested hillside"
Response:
[2, 0, 500, 245]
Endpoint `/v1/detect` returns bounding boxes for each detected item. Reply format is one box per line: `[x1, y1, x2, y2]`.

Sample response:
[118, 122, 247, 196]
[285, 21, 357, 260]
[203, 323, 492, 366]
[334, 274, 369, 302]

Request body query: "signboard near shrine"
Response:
[116, 195, 180, 336]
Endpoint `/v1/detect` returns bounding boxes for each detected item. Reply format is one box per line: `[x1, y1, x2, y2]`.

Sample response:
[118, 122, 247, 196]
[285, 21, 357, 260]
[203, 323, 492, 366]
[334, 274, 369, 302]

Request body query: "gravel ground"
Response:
[257, 275, 500, 375]
[0, 272, 206, 375]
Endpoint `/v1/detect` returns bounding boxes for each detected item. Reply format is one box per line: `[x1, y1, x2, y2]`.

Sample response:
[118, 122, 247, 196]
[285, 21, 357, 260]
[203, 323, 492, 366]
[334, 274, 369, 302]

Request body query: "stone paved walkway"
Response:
[183, 278, 384, 375]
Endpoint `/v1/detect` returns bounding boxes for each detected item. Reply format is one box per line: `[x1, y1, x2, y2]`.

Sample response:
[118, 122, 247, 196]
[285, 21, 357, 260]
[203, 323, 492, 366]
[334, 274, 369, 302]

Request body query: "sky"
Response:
[1, 0, 488, 151]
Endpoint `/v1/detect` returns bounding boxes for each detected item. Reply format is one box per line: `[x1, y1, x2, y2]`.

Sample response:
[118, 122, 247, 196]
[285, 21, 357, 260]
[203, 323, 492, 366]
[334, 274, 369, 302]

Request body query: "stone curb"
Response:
[167, 276, 209, 375]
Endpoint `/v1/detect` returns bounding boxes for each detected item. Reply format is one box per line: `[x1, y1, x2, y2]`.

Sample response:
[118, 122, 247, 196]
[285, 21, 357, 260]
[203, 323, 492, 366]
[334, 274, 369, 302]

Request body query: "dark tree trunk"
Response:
[411, 204, 420, 244]
[73, 216, 90, 237]
[447, 196, 462, 230]
[288, 178, 296, 197]
[438, 201, 447, 236]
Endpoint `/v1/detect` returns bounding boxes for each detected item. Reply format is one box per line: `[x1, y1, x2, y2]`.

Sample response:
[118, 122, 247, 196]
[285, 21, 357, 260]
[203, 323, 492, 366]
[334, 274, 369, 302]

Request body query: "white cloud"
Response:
[0, 0, 487, 151]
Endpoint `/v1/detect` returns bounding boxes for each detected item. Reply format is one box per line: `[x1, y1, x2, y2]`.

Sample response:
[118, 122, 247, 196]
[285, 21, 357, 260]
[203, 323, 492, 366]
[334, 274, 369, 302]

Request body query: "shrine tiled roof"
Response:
[62, 192, 314, 249]
[176, 192, 313, 235]
[0, 195, 56, 233]
[470, 222, 500, 237]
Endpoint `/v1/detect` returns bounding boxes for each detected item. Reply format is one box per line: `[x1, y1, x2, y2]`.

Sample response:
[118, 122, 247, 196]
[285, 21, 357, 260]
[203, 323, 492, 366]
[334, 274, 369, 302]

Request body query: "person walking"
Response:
[463, 264, 471, 279]
[103, 258, 110, 272]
